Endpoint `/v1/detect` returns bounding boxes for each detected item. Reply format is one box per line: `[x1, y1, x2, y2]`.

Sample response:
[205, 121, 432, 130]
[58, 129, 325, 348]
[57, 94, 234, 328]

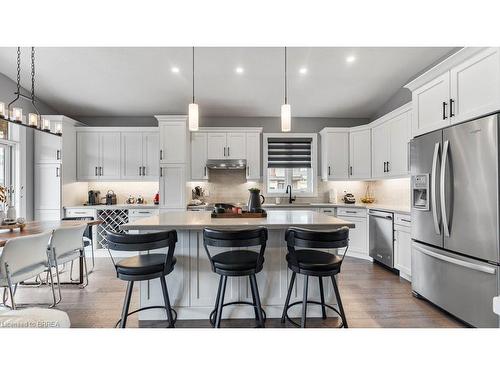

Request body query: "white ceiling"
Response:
[0, 47, 456, 118]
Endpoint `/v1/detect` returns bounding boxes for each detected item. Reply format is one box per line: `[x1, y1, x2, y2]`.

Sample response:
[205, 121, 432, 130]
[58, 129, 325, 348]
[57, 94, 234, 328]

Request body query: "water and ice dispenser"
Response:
[412, 174, 429, 211]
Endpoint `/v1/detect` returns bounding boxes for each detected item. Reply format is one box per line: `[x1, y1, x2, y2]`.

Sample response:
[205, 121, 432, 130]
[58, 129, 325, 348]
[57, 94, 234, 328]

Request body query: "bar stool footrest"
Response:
[284, 300, 345, 328]
[209, 301, 266, 327]
[114, 305, 177, 328]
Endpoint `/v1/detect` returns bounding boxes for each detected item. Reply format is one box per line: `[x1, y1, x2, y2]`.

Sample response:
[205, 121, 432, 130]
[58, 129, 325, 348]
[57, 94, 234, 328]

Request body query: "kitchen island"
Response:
[121, 210, 354, 322]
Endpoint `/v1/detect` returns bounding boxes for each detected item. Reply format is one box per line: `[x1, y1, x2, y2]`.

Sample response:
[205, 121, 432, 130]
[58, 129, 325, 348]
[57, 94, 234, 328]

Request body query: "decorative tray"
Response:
[0, 222, 26, 231]
[211, 211, 267, 218]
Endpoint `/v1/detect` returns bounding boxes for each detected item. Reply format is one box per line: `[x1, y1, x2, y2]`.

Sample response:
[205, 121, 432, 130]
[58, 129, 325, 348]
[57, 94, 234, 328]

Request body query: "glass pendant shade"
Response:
[28, 113, 38, 127]
[281, 104, 291, 132]
[189, 103, 199, 131]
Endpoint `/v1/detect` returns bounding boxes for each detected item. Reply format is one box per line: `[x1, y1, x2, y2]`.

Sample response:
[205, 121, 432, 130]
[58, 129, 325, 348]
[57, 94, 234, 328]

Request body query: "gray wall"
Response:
[0, 73, 58, 220]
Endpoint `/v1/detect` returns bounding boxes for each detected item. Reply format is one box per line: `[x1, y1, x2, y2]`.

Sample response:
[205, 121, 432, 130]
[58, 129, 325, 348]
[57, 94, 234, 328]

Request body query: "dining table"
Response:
[0, 219, 103, 284]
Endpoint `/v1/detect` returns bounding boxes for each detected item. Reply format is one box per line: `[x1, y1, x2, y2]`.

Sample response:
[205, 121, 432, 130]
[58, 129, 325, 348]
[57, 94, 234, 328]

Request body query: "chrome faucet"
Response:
[285, 185, 296, 204]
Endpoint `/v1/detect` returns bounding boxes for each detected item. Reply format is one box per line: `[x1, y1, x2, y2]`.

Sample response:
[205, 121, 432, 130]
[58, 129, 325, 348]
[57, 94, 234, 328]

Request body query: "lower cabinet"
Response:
[336, 207, 369, 260]
[34, 163, 62, 221]
[394, 213, 412, 280]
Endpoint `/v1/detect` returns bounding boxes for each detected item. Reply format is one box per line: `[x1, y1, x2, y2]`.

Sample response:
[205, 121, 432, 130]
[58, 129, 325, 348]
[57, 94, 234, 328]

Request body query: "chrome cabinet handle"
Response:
[349, 166, 352, 175]
[160, 167, 163, 177]
[440, 140, 450, 237]
[160, 149, 163, 160]
[142, 166, 146, 176]
[442, 101, 448, 120]
[386, 161, 390, 172]
[328, 166, 331, 176]
[227, 147, 230, 157]
[223, 147, 226, 157]
[449, 99, 455, 118]
[431, 142, 441, 235]
[204, 166, 207, 177]
[401, 218, 411, 223]
[99, 166, 103, 176]
[95, 167, 98, 176]
[139, 166, 142, 176]
[56, 167, 60, 177]
[56, 149, 61, 160]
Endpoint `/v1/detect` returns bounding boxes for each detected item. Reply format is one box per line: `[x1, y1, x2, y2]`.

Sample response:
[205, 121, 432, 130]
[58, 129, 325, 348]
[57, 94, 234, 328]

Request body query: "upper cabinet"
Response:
[159, 117, 187, 164]
[77, 132, 121, 180]
[191, 128, 262, 181]
[349, 127, 371, 179]
[406, 47, 500, 137]
[35, 130, 62, 164]
[121, 131, 159, 180]
[371, 105, 411, 179]
[320, 128, 349, 180]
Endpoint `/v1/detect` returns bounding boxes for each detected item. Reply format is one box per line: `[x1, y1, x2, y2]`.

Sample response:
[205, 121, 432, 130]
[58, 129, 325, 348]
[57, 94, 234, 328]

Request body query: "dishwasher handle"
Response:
[368, 212, 393, 220]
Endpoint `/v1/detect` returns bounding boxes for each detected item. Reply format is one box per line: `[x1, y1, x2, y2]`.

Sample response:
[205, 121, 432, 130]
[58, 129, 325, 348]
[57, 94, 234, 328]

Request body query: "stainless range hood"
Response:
[206, 159, 246, 170]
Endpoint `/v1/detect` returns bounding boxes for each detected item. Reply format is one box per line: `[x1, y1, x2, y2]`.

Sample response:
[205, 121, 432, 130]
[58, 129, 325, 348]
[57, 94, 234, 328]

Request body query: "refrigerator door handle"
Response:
[413, 244, 497, 275]
[440, 139, 450, 237]
[431, 142, 441, 235]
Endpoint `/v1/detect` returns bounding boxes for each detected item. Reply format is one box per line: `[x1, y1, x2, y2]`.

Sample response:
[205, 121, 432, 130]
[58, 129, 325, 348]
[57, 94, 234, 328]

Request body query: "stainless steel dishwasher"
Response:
[368, 209, 394, 268]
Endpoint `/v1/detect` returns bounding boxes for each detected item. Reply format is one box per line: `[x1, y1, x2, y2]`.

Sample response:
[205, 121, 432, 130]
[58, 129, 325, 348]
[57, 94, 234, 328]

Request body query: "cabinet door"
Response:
[388, 111, 411, 177]
[160, 164, 186, 209]
[143, 132, 160, 180]
[77, 132, 100, 180]
[35, 131, 62, 163]
[121, 132, 143, 180]
[326, 131, 349, 180]
[190, 132, 208, 180]
[245, 132, 260, 180]
[338, 216, 368, 258]
[371, 124, 389, 178]
[226, 132, 246, 159]
[34, 163, 61, 210]
[412, 71, 450, 137]
[100, 133, 121, 179]
[207, 133, 227, 159]
[349, 128, 371, 179]
[451, 48, 500, 124]
[395, 225, 412, 278]
[159, 123, 187, 163]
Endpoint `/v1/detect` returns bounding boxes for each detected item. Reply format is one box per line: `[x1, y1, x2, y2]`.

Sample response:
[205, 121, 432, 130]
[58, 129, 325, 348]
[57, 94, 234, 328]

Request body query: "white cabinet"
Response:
[77, 132, 121, 180]
[320, 128, 349, 180]
[34, 163, 61, 220]
[190, 132, 208, 180]
[450, 48, 500, 124]
[336, 207, 369, 260]
[407, 48, 500, 137]
[159, 164, 186, 209]
[207, 132, 247, 159]
[349, 128, 371, 179]
[371, 105, 411, 178]
[245, 132, 260, 180]
[207, 133, 227, 159]
[226, 133, 246, 159]
[121, 132, 159, 180]
[35, 131, 62, 163]
[394, 213, 412, 281]
[159, 121, 187, 164]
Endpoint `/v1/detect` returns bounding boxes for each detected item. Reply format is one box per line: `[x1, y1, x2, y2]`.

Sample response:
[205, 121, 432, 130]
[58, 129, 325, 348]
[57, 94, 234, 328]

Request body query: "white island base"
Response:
[121, 211, 355, 322]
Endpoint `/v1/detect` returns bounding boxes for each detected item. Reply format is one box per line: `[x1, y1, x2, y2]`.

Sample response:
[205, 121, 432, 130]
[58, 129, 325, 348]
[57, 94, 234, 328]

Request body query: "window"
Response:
[264, 134, 317, 197]
[0, 142, 13, 209]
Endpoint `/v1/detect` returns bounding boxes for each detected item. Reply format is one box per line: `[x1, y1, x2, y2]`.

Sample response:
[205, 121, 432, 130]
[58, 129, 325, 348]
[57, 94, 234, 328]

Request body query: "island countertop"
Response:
[121, 210, 355, 231]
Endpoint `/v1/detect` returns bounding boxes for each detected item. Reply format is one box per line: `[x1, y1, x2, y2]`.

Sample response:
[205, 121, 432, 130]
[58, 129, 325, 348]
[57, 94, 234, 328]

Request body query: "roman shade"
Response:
[267, 137, 312, 168]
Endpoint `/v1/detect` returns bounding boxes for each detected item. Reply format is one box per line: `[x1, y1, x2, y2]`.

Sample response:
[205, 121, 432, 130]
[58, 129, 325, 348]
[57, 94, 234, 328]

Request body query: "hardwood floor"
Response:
[8, 257, 466, 328]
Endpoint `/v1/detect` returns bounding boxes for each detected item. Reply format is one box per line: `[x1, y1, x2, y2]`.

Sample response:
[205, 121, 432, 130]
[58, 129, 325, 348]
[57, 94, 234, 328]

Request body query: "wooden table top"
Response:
[0, 219, 103, 247]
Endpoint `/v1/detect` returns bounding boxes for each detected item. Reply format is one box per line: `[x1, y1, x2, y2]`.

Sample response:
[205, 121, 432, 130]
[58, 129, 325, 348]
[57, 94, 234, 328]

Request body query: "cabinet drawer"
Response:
[319, 207, 336, 216]
[129, 208, 158, 216]
[65, 208, 95, 218]
[336, 207, 366, 217]
[395, 213, 411, 227]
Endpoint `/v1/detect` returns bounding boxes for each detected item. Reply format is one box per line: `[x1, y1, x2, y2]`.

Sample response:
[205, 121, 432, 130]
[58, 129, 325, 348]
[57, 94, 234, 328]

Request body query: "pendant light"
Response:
[188, 46, 199, 131]
[281, 46, 291, 132]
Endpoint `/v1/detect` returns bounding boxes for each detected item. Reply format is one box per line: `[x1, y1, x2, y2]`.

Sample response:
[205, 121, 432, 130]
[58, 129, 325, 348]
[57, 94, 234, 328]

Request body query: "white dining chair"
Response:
[0, 232, 55, 310]
[49, 224, 88, 305]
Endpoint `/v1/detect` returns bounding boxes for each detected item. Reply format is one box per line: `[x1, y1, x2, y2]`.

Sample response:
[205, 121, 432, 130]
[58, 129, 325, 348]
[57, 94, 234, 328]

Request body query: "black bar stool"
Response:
[106, 230, 178, 328]
[281, 226, 350, 328]
[203, 227, 268, 328]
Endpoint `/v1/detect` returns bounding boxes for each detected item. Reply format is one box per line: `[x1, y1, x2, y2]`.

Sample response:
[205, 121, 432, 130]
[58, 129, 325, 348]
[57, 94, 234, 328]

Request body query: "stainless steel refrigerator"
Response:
[410, 113, 500, 328]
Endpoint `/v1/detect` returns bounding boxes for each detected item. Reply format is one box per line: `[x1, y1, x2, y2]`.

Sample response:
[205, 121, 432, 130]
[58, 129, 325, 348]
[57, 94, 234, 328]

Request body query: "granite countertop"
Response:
[65, 204, 159, 210]
[121, 210, 355, 231]
[262, 202, 411, 214]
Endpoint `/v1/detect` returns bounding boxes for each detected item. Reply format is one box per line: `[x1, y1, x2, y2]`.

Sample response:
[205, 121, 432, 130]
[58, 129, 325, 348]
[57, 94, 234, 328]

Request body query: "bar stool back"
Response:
[282, 226, 350, 328]
[106, 230, 177, 328]
[203, 227, 268, 328]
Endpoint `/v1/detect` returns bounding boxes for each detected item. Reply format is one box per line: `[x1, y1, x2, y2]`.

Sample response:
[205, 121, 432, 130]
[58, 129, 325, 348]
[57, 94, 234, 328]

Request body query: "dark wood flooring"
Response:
[10, 257, 466, 328]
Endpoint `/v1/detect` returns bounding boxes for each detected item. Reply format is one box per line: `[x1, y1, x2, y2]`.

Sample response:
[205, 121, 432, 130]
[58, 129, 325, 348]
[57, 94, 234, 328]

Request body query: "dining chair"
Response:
[0, 232, 56, 309]
[49, 224, 88, 305]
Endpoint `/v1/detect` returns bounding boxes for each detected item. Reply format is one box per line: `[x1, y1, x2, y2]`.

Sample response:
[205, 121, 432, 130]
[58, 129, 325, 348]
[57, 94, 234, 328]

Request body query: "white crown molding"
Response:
[197, 126, 263, 133]
[76, 126, 158, 132]
[154, 115, 188, 122]
[369, 102, 412, 129]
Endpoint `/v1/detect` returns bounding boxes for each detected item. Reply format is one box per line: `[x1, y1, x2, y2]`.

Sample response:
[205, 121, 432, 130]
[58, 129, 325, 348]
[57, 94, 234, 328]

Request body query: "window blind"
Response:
[267, 137, 312, 168]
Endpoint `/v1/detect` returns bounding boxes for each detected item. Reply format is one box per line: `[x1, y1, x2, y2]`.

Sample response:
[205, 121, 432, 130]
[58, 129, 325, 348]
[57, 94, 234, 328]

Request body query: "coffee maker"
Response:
[88, 190, 101, 205]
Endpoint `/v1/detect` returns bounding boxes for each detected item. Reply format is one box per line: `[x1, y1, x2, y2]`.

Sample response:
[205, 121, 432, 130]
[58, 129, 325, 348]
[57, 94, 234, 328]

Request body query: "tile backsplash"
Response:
[87, 181, 159, 204]
[188, 169, 410, 207]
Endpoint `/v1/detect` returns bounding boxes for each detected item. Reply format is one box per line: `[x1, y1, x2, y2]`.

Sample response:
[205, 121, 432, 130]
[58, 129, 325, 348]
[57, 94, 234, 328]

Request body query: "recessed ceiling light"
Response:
[299, 67, 308, 74]
[171, 66, 180, 73]
[235, 66, 244, 74]
[346, 55, 356, 63]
